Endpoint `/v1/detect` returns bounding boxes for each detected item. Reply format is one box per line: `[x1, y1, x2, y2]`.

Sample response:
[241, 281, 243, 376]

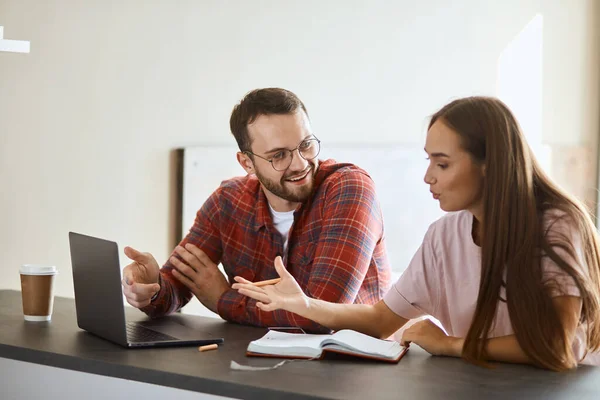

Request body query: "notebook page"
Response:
[247, 331, 328, 358]
[324, 330, 404, 358]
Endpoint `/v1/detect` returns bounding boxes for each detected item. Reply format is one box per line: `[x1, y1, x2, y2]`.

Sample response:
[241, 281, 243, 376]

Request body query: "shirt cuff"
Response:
[383, 284, 426, 320]
[140, 274, 164, 316]
[217, 288, 251, 323]
[151, 274, 163, 301]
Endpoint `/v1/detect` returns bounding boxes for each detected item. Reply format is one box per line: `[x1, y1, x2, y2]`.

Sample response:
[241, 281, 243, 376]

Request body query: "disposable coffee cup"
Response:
[19, 264, 58, 322]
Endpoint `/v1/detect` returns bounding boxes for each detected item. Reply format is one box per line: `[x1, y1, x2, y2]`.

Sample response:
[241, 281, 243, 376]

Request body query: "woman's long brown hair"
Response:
[430, 97, 600, 371]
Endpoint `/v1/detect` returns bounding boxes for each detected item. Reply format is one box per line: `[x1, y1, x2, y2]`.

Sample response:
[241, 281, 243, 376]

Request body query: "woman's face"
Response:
[424, 119, 485, 215]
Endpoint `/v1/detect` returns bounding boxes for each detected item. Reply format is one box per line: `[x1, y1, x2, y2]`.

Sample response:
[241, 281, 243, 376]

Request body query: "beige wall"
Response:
[1, 0, 598, 300]
[542, 0, 600, 211]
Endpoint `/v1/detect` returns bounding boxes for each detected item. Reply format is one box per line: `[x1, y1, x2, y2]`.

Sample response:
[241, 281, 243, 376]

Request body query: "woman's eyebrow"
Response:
[424, 148, 450, 158]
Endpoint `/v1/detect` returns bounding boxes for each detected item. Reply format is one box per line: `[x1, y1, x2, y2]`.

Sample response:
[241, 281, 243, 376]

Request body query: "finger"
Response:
[170, 256, 198, 278]
[256, 302, 277, 312]
[233, 276, 253, 285]
[237, 285, 269, 296]
[232, 282, 265, 292]
[237, 287, 271, 303]
[400, 328, 417, 346]
[173, 246, 199, 272]
[121, 272, 156, 303]
[123, 288, 152, 308]
[274, 256, 293, 278]
[185, 243, 216, 268]
[125, 296, 151, 309]
[172, 268, 195, 289]
[122, 267, 135, 285]
[124, 246, 150, 264]
[235, 282, 268, 295]
[128, 282, 160, 300]
[232, 282, 264, 292]
[232, 281, 263, 290]
[122, 282, 133, 297]
[235, 283, 268, 296]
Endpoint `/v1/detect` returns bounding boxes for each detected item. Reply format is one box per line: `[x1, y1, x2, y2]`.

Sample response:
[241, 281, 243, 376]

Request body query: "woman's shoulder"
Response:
[540, 208, 580, 241]
[428, 210, 472, 234]
[424, 211, 474, 248]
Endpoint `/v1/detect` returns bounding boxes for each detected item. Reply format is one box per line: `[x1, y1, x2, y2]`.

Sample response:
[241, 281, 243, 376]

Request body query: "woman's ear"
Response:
[237, 152, 255, 174]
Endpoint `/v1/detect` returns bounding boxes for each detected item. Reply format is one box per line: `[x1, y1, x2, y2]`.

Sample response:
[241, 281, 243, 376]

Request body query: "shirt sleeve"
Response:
[217, 170, 386, 332]
[541, 215, 587, 298]
[383, 224, 439, 320]
[141, 191, 224, 318]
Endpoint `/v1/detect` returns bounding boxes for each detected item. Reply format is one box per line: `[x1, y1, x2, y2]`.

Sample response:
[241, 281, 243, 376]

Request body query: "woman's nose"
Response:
[424, 169, 435, 185]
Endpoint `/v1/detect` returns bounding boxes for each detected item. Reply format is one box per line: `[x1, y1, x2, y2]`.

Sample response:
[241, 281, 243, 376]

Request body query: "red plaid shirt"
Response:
[141, 159, 392, 332]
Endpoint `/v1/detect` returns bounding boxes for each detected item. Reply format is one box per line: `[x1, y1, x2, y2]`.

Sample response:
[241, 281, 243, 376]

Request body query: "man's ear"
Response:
[237, 152, 255, 175]
[481, 164, 486, 177]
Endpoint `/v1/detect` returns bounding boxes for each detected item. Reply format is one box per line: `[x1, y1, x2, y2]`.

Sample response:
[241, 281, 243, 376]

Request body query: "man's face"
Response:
[246, 111, 318, 205]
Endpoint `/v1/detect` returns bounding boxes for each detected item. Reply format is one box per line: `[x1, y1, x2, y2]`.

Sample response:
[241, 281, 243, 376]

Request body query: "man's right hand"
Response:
[121, 246, 161, 309]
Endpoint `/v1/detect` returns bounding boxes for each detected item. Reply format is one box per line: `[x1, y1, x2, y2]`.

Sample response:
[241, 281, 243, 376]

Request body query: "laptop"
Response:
[68, 232, 225, 348]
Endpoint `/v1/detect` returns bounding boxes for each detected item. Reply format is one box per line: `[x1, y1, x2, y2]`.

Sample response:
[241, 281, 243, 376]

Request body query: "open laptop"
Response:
[68, 232, 224, 348]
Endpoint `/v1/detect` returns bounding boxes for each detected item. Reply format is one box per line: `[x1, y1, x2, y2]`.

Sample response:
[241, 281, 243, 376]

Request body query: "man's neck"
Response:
[263, 191, 300, 212]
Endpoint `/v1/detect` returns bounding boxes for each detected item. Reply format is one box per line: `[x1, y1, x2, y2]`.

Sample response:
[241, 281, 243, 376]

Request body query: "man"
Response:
[122, 88, 392, 332]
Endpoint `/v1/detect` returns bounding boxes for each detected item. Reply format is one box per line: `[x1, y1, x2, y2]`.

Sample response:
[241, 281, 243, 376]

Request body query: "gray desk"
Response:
[0, 290, 598, 399]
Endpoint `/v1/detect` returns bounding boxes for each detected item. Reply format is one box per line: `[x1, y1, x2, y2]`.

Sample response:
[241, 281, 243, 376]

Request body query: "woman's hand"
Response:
[232, 256, 309, 315]
[400, 319, 463, 357]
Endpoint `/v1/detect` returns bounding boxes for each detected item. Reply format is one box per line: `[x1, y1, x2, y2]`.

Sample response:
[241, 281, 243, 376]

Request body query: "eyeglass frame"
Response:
[243, 135, 321, 171]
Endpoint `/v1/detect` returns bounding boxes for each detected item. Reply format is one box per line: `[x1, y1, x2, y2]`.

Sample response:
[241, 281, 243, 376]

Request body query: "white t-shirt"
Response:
[268, 204, 295, 260]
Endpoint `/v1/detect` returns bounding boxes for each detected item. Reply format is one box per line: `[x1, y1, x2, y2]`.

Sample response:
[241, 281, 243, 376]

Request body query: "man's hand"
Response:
[400, 318, 463, 357]
[122, 247, 161, 309]
[170, 243, 229, 313]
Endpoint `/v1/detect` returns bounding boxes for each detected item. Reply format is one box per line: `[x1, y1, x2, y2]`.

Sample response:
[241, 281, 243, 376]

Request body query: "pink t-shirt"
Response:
[383, 210, 599, 365]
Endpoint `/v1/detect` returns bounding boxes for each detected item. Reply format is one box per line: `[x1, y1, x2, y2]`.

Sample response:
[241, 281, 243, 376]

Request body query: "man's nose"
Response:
[288, 148, 308, 171]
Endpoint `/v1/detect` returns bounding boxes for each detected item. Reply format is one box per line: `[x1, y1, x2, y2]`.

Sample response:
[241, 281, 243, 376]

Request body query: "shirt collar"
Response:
[252, 159, 337, 231]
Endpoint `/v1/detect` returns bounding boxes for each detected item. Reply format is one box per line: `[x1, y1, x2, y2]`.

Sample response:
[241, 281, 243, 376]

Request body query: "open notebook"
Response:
[247, 329, 408, 363]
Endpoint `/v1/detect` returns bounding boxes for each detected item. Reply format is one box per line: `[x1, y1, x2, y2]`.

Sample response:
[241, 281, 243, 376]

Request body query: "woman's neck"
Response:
[469, 204, 484, 246]
[471, 216, 482, 246]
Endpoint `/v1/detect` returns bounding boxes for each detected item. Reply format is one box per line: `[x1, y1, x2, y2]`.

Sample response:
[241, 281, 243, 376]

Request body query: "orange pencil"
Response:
[251, 278, 282, 287]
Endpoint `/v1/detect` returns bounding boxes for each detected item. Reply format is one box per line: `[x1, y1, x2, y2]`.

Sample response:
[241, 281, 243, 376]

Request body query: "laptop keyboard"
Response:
[126, 322, 178, 343]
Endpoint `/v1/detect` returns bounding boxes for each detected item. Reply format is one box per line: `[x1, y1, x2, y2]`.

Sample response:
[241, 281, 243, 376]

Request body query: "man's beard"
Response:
[255, 163, 317, 203]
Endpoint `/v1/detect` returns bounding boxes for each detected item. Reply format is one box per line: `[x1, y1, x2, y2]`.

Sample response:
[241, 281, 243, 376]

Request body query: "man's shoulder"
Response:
[213, 174, 260, 201]
[317, 159, 374, 190]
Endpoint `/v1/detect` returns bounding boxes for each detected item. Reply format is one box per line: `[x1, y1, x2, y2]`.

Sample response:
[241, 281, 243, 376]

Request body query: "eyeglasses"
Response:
[245, 136, 321, 171]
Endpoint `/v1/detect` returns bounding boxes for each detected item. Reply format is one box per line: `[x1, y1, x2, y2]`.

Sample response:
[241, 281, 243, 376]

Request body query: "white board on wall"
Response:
[179, 145, 444, 274]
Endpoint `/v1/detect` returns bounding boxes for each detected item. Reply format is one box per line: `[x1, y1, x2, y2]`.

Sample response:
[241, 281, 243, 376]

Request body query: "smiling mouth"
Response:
[285, 168, 311, 182]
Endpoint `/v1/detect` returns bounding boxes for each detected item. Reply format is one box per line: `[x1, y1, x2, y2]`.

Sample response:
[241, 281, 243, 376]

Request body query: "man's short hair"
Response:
[229, 88, 308, 152]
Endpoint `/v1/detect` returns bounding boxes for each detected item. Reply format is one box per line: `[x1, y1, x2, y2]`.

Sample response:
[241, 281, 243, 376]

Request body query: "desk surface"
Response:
[0, 290, 599, 399]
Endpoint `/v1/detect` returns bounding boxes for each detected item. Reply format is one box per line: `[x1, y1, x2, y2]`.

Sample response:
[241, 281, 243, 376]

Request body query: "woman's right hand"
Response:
[232, 256, 309, 315]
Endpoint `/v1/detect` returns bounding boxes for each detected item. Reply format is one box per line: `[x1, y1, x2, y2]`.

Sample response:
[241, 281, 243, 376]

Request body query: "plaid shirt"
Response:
[141, 159, 392, 332]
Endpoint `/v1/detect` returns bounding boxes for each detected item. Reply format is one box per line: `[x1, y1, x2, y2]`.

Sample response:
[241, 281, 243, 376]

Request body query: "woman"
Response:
[232, 96, 600, 371]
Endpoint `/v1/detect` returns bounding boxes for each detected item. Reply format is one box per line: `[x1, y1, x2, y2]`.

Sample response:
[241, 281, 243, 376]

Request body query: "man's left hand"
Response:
[170, 243, 229, 313]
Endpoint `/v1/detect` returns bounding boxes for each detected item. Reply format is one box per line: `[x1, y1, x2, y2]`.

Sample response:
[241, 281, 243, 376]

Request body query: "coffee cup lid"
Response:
[19, 264, 58, 275]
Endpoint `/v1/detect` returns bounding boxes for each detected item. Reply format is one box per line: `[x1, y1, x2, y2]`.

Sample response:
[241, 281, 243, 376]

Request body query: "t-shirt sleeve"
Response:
[541, 214, 587, 298]
[383, 224, 439, 319]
